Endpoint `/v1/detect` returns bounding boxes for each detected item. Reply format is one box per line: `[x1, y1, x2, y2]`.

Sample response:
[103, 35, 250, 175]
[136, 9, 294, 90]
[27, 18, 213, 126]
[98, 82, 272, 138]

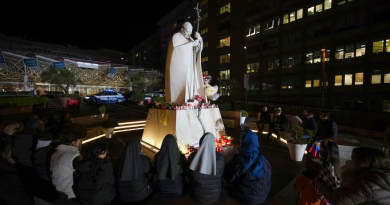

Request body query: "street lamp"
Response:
[244, 46, 248, 101]
[321, 48, 326, 107]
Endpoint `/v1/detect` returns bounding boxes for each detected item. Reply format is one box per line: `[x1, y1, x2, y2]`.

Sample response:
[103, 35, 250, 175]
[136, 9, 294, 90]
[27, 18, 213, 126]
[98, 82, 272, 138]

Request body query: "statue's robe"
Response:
[165, 32, 205, 104]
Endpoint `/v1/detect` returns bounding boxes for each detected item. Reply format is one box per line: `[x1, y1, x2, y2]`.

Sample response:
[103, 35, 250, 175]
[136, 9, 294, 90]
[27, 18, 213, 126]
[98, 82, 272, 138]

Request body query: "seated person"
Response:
[117, 140, 155, 203]
[267, 107, 287, 141]
[73, 141, 116, 205]
[2, 123, 24, 142]
[256, 106, 271, 133]
[50, 130, 82, 200]
[14, 118, 40, 167]
[59, 112, 72, 129]
[224, 129, 272, 204]
[154, 134, 187, 197]
[187, 133, 225, 204]
[295, 156, 323, 205]
[0, 139, 34, 205]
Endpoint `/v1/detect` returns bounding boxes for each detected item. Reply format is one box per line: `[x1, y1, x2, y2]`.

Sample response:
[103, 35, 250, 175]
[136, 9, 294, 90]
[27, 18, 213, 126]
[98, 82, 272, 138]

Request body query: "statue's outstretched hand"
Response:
[192, 39, 200, 46]
[195, 32, 202, 40]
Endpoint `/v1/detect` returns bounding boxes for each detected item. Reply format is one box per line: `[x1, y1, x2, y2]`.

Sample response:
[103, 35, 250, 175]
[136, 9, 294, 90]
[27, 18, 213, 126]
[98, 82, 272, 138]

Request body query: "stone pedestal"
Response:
[142, 108, 226, 151]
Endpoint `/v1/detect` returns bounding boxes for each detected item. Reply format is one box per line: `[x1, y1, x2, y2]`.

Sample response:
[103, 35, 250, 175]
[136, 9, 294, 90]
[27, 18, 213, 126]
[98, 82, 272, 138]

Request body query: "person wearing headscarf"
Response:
[154, 134, 187, 197]
[187, 133, 225, 204]
[117, 140, 155, 203]
[224, 129, 272, 204]
[73, 141, 115, 205]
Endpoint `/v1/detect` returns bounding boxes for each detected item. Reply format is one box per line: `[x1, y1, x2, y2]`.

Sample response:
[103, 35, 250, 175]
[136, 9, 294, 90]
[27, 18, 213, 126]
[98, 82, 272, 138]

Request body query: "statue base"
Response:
[142, 108, 226, 151]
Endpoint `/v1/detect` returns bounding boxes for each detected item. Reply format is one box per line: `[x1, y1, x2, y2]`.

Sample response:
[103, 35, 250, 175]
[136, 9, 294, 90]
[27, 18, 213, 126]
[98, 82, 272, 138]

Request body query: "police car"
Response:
[83, 91, 125, 104]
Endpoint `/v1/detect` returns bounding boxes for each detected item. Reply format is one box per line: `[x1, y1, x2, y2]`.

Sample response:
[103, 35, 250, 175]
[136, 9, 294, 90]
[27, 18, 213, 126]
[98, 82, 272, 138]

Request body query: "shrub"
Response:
[133, 92, 146, 102]
[154, 97, 166, 104]
[98, 106, 106, 114]
[0, 97, 49, 107]
[241, 110, 249, 117]
[218, 99, 234, 111]
[101, 120, 118, 128]
[288, 124, 314, 144]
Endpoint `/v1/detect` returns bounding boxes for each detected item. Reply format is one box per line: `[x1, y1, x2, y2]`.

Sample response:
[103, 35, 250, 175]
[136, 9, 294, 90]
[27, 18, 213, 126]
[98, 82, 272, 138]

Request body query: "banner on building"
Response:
[107, 67, 117, 78]
[24, 59, 39, 72]
[0, 54, 7, 70]
[53, 62, 65, 69]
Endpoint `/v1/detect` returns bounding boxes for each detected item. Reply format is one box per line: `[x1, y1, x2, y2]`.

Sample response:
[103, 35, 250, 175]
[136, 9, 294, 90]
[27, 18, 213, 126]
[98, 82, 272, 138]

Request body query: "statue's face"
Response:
[181, 24, 193, 39]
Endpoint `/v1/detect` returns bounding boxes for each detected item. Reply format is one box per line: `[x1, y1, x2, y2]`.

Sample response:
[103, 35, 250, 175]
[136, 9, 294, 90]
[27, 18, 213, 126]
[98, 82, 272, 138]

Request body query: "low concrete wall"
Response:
[221, 111, 240, 128]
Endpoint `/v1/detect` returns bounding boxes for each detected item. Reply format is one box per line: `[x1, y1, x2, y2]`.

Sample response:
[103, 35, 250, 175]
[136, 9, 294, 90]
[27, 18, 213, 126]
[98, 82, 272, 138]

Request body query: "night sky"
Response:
[1, 0, 185, 52]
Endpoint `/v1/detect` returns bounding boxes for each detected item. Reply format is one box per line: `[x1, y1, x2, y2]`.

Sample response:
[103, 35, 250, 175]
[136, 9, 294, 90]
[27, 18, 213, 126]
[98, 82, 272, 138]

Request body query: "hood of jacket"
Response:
[56, 144, 79, 152]
[358, 169, 390, 192]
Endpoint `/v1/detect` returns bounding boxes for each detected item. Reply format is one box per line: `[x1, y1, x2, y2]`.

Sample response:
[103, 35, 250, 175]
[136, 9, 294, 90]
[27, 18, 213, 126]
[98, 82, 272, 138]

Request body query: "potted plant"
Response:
[98, 106, 106, 118]
[101, 120, 118, 138]
[240, 110, 248, 125]
[287, 124, 314, 161]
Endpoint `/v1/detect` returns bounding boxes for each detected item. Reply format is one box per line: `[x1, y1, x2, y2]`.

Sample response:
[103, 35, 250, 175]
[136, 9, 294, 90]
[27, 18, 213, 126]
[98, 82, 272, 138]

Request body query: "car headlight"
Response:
[84, 97, 90, 99]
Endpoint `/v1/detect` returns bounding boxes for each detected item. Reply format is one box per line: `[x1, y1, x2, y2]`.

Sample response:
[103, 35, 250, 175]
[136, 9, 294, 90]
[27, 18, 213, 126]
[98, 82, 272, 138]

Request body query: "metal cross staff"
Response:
[194, 3, 202, 33]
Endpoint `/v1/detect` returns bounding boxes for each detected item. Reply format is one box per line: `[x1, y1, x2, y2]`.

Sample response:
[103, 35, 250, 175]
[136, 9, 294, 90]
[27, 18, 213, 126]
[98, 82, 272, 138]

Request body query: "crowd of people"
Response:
[1, 107, 390, 205]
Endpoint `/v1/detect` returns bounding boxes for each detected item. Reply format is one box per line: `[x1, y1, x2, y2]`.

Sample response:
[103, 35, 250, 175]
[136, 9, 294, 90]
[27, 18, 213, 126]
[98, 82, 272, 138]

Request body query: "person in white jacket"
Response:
[50, 130, 82, 199]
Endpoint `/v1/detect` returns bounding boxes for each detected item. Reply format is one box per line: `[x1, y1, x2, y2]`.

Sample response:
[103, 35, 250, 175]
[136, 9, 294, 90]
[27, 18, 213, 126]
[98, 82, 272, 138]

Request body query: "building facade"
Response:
[132, 0, 390, 111]
[127, 31, 161, 71]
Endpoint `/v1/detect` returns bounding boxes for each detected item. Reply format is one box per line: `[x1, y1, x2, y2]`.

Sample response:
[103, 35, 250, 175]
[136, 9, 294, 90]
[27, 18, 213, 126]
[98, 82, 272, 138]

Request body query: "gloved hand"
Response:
[192, 39, 200, 46]
[195, 32, 202, 40]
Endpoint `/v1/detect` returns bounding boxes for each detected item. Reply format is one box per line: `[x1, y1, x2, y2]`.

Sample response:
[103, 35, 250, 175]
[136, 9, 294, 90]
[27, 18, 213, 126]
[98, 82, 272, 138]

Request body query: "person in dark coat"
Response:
[315, 110, 337, 141]
[256, 106, 271, 133]
[0, 139, 34, 205]
[154, 134, 187, 197]
[14, 118, 40, 167]
[117, 140, 155, 203]
[187, 133, 225, 204]
[267, 107, 288, 141]
[224, 129, 272, 204]
[301, 110, 317, 132]
[73, 141, 116, 205]
[314, 147, 390, 204]
[59, 112, 72, 129]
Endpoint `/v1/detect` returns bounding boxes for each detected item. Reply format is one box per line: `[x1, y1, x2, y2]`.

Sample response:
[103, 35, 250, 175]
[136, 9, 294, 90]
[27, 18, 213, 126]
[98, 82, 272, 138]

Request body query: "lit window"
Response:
[314, 51, 321, 63]
[373, 40, 384, 54]
[335, 75, 342, 86]
[336, 46, 344, 59]
[386, 39, 390, 52]
[203, 70, 209, 75]
[306, 80, 312, 88]
[135, 53, 139, 57]
[267, 60, 274, 70]
[201, 56, 208, 62]
[220, 54, 230, 64]
[313, 80, 320, 87]
[282, 86, 287, 89]
[316, 4, 323, 13]
[356, 42, 366, 57]
[283, 14, 289, 24]
[246, 64, 251, 73]
[355, 73, 363, 85]
[308, 7, 315, 16]
[345, 44, 355, 59]
[290, 12, 296, 22]
[220, 70, 230, 80]
[324, 0, 332, 10]
[297, 9, 303, 19]
[255, 62, 260, 72]
[219, 37, 230, 48]
[325, 50, 330, 61]
[344, 74, 353, 85]
[246, 24, 260, 37]
[306, 53, 313, 64]
[204, 42, 208, 48]
[220, 3, 231, 14]
[372, 74, 381, 84]
[385, 74, 390, 83]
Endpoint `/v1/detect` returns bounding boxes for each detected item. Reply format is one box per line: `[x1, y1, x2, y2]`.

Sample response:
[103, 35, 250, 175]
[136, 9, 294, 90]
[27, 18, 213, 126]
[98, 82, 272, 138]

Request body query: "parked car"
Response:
[122, 91, 134, 101]
[83, 91, 125, 104]
[145, 91, 165, 98]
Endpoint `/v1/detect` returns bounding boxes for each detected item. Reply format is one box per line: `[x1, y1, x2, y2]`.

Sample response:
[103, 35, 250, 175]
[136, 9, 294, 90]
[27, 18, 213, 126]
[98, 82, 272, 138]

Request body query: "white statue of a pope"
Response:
[165, 22, 206, 104]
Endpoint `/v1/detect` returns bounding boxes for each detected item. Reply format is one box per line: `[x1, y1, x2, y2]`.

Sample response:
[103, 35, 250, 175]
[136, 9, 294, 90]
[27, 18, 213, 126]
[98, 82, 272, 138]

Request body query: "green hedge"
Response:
[154, 97, 166, 104]
[0, 97, 49, 107]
